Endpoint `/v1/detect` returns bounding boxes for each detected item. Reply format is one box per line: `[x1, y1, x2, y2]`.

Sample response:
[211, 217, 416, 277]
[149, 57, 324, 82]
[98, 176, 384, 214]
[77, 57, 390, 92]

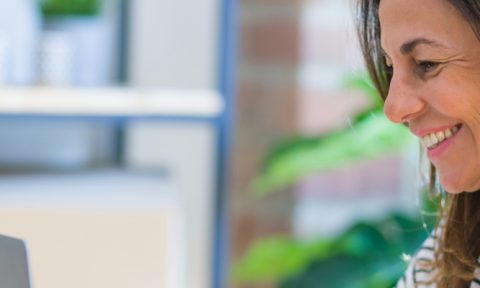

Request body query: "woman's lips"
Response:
[426, 124, 462, 158]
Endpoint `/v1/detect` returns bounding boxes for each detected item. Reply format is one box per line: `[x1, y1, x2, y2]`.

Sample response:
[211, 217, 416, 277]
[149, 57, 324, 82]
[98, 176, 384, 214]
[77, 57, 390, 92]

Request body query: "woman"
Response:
[357, 0, 480, 287]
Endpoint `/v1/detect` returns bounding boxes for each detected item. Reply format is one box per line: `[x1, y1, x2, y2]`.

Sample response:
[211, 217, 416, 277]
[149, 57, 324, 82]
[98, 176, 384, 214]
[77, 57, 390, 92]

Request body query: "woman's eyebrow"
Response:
[400, 37, 449, 55]
[380, 38, 449, 58]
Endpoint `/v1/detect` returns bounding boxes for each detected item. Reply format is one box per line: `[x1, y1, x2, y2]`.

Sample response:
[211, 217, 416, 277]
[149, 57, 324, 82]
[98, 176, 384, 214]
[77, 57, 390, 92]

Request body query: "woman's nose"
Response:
[383, 73, 425, 124]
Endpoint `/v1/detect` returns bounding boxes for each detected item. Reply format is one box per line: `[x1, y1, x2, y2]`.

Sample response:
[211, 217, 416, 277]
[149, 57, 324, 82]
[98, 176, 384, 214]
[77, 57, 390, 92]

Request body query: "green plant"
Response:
[251, 73, 415, 196]
[251, 113, 415, 196]
[234, 73, 434, 287]
[233, 211, 436, 288]
[40, 0, 101, 17]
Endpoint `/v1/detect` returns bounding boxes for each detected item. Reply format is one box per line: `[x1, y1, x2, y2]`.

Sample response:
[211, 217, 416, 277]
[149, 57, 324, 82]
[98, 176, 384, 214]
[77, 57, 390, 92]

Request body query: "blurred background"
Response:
[0, 0, 434, 288]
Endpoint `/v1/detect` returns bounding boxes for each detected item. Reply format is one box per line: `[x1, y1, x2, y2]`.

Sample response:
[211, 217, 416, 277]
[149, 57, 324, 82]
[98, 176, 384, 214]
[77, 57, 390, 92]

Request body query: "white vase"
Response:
[43, 16, 114, 86]
[39, 31, 75, 86]
[0, 0, 41, 85]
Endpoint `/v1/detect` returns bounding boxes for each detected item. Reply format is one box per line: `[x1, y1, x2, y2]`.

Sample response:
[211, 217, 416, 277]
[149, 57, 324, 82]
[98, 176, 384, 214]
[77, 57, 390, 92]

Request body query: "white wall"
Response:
[125, 121, 217, 288]
[128, 0, 220, 89]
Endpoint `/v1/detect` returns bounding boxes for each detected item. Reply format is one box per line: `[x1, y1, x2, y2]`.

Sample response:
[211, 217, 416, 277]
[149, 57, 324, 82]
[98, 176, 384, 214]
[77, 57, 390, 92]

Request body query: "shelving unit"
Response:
[0, 0, 237, 286]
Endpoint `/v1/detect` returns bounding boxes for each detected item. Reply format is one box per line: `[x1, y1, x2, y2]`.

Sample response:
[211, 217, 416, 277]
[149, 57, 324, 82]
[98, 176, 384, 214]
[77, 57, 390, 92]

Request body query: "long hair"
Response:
[356, 0, 480, 287]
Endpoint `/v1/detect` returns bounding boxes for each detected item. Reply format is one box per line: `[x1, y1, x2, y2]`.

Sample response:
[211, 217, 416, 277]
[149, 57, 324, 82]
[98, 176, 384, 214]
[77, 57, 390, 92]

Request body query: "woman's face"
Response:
[379, 0, 480, 193]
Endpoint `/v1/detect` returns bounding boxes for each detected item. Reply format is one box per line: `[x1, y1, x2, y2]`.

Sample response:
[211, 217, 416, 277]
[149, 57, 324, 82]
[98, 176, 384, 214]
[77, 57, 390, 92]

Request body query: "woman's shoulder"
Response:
[395, 224, 480, 288]
[395, 232, 438, 288]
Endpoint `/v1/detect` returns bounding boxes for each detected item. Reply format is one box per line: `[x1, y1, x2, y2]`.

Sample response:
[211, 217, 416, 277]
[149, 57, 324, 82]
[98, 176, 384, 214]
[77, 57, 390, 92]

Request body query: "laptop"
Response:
[0, 235, 30, 288]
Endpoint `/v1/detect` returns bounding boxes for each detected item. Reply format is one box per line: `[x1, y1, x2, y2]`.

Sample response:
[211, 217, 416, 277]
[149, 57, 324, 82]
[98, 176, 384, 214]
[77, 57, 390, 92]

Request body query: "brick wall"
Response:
[298, 0, 369, 134]
[229, 0, 414, 286]
[230, 0, 300, 287]
[293, 0, 415, 241]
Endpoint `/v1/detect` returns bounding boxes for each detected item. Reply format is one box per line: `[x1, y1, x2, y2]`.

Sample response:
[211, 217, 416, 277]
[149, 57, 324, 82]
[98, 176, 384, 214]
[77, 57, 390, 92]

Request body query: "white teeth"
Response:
[436, 131, 445, 142]
[421, 126, 460, 149]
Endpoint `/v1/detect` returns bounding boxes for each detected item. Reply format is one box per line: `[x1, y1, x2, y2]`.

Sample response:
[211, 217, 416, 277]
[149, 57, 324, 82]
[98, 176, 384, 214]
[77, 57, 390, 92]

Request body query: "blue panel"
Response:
[0, 114, 218, 124]
[212, 0, 238, 287]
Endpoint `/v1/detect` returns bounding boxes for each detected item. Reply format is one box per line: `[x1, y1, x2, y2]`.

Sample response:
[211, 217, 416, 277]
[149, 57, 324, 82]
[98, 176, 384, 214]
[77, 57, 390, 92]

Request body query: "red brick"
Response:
[241, 19, 300, 65]
[229, 0, 302, 286]
[297, 89, 371, 134]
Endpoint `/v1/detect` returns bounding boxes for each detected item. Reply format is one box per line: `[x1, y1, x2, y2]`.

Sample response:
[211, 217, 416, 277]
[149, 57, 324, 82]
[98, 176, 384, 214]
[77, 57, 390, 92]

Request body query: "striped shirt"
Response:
[396, 229, 480, 288]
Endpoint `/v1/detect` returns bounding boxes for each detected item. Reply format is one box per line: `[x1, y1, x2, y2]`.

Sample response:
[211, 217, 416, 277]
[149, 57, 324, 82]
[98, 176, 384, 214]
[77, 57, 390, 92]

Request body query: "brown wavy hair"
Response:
[356, 0, 480, 287]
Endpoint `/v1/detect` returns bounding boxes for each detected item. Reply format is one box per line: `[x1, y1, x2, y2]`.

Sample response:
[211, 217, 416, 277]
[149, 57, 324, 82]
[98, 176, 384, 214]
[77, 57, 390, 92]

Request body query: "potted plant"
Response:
[39, 0, 115, 86]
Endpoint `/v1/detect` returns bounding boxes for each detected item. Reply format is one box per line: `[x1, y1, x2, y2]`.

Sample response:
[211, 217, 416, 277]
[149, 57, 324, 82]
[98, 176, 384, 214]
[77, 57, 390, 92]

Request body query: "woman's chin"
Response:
[443, 187, 464, 194]
[439, 176, 480, 194]
[439, 176, 464, 194]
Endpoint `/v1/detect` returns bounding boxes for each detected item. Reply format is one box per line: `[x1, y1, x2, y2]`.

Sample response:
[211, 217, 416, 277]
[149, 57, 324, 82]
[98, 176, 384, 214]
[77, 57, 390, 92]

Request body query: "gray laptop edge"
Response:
[0, 235, 30, 288]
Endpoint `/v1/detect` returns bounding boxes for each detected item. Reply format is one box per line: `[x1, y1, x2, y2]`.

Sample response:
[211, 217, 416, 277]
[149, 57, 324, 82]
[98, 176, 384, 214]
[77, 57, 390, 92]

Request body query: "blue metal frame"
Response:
[213, 0, 237, 287]
[0, 114, 219, 124]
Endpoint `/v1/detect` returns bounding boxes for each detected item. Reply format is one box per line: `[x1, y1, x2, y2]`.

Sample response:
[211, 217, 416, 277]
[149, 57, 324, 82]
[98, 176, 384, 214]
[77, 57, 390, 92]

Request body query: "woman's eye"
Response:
[417, 61, 439, 73]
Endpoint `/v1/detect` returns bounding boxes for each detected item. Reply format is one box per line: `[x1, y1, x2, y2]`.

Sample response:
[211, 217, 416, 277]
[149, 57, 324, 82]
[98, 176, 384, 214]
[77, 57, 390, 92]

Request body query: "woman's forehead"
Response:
[379, 0, 470, 54]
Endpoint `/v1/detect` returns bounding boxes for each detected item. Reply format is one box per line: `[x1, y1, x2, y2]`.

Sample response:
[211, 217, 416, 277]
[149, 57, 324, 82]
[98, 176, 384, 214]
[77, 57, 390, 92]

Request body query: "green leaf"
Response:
[232, 213, 430, 287]
[232, 236, 336, 283]
[251, 113, 415, 196]
[40, 0, 101, 17]
[277, 214, 428, 288]
[342, 72, 383, 110]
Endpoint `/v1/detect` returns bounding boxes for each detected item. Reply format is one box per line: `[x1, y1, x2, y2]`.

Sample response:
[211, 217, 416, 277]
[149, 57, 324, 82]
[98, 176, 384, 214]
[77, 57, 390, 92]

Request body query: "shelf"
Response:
[0, 87, 224, 118]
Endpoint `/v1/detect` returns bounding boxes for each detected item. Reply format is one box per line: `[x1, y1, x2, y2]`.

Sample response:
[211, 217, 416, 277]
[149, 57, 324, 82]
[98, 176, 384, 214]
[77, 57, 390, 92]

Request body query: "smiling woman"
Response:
[380, 0, 480, 194]
[357, 0, 480, 287]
